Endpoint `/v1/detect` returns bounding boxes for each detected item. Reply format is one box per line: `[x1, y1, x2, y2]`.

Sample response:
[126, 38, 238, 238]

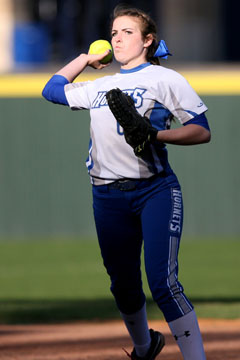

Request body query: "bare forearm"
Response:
[55, 50, 111, 83]
[156, 124, 211, 145]
[55, 54, 89, 82]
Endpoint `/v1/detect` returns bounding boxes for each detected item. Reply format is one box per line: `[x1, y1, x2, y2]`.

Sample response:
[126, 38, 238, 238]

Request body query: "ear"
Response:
[144, 34, 153, 49]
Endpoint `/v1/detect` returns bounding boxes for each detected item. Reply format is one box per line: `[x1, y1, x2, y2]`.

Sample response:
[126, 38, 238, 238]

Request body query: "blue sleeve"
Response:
[42, 74, 69, 105]
[183, 113, 210, 131]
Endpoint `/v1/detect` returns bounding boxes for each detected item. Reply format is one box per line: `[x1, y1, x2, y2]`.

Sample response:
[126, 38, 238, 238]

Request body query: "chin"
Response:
[114, 54, 128, 65]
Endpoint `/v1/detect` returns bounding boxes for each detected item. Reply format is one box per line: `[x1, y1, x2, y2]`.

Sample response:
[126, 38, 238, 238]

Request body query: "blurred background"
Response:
[0, 0, 240, 239]
[0, 0, 240, 71]
[0, 0, 240, 324]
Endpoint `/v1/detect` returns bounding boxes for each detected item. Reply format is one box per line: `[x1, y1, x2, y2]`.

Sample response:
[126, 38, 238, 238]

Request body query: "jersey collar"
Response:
[120, 62, 151, 74]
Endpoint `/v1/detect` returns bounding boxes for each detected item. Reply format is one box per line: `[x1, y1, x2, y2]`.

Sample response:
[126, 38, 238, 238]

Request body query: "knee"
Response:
[110, 277, 145, 314]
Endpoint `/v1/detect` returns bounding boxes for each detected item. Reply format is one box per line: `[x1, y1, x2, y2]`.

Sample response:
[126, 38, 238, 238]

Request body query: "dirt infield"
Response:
[0, 319, 240, 359]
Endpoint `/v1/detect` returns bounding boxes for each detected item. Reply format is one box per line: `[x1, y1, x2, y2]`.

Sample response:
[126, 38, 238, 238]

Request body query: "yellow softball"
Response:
[89, 40, 113, 64]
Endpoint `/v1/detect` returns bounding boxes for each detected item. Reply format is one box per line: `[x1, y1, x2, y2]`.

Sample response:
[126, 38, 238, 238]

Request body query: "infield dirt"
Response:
[0, 319, 240, 359]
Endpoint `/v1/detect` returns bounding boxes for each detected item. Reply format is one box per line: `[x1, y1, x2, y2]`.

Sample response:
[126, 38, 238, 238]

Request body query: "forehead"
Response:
[112, 15, 141, 31]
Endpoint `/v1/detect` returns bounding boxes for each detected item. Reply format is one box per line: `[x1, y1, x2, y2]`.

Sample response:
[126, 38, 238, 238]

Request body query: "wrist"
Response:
[80, 53, 96, 67]
[78, 53, 89, 64]
[149, 127, 158, 142]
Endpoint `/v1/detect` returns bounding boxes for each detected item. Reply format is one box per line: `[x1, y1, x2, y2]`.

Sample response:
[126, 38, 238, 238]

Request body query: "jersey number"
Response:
[117, 122, 124, 135]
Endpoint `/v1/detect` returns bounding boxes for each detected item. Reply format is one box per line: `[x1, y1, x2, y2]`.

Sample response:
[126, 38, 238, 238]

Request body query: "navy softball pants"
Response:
[92, 173, 193, 322]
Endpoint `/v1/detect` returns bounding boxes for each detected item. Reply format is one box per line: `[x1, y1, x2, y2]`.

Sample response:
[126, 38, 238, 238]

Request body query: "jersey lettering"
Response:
[169, 189, 182, 234]
[92, 91, 107, 108]
[92, 88, 146, 109]
[132, 88, 146, 107]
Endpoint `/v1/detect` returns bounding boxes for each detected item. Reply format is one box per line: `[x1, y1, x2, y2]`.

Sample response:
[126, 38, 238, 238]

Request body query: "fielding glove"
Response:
[106, 88, 158, 157]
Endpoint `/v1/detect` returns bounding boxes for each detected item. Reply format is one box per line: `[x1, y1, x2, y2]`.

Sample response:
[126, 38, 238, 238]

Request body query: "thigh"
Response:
[92, 186, 143, 279]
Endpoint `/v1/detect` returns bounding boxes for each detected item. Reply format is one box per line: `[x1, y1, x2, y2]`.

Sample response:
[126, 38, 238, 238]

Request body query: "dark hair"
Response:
[110, 4, 160, 65]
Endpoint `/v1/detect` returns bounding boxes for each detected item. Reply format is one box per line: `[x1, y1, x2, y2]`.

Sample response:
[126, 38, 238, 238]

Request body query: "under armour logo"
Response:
[174, 330, 191, 340]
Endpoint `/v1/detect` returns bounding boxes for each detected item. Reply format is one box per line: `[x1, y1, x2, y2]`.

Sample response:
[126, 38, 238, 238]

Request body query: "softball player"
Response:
[43, 4, 210, 359]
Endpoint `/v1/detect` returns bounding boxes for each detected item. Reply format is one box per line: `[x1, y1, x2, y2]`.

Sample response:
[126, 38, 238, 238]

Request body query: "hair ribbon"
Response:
[154, 40, 172, 59]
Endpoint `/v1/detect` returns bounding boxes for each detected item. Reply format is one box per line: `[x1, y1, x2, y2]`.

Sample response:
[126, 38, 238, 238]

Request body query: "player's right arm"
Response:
[55, 51, 110, 82]
[42, 51, 110, 105]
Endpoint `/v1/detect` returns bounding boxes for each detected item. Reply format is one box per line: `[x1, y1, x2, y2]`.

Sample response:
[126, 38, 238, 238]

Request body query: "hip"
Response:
[92, 171, 181, 198]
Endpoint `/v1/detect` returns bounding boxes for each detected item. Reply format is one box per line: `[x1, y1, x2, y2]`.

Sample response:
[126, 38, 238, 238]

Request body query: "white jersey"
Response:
[65, 63, 207, 185]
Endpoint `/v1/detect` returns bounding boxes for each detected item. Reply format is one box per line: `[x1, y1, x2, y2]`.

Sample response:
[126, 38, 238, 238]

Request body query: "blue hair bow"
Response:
[154, 40, 172, 59]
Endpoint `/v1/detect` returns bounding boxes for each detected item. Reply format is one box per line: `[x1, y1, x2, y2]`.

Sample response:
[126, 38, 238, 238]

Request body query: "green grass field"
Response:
[0, 238, 239, 323]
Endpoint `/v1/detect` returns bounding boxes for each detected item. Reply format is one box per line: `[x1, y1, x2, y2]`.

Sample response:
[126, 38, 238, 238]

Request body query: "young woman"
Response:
[42, 5, 210, 360]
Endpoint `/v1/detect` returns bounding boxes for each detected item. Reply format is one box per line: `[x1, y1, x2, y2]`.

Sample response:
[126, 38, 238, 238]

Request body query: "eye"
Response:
[111, 32, 117, 38]
[125, 30, 133, 35]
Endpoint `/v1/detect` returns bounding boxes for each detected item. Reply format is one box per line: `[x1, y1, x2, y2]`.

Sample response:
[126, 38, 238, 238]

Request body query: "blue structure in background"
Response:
[13, 23, 50, 65]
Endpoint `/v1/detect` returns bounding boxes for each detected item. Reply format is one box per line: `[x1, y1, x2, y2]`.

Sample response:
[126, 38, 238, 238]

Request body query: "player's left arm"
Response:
[156, 113, 211, 145]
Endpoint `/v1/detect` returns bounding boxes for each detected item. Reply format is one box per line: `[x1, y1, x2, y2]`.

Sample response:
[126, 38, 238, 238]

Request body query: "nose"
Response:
[114, 32, 122, 42]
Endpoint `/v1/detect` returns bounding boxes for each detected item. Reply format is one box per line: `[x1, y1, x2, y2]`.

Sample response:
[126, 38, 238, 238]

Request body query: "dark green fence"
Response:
[0, 96, 239, 237]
